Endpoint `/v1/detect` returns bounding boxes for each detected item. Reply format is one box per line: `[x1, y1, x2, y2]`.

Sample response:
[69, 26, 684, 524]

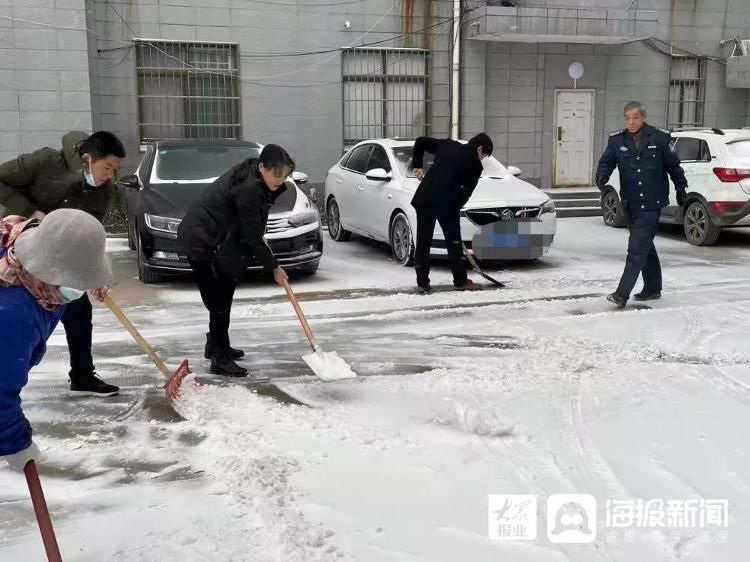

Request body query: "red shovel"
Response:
[103, 294, 191, 402]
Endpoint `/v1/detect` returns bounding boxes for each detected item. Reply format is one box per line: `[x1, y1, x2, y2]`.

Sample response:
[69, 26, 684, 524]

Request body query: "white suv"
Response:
[600, 128, 750, 245]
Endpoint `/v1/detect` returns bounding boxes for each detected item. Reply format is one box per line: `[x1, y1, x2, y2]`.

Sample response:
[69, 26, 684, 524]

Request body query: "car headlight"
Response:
[540, 199, 555, 215]
[144, 214, 182, 233]
[288, 209, 319, 227]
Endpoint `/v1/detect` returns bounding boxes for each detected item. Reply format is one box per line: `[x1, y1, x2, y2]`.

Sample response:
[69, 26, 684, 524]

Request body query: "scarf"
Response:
[0, 216, 67, 310]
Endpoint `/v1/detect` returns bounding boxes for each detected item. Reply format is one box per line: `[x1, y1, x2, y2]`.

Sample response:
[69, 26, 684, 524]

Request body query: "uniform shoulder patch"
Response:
[654, 126, 671, 135]
[609, 129, 625, 137]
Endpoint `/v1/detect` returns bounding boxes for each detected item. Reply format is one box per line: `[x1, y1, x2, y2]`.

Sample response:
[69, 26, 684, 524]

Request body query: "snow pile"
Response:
[430, 399, 515, 438]
[175, 384, 341, 561]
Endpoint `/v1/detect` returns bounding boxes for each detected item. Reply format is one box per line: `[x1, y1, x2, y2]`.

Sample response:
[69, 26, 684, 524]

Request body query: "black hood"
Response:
[138, 180, 298, 219]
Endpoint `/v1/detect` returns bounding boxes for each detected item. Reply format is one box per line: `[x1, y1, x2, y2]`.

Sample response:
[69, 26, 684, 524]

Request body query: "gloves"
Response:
[3, 441, 40, 472]
[595, 176, 606, 191]
[676, 189, 686, 206]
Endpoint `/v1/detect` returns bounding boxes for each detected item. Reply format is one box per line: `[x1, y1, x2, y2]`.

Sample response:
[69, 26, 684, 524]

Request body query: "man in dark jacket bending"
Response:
[410, 133, 494, 294]
[0, 131, 125, 396]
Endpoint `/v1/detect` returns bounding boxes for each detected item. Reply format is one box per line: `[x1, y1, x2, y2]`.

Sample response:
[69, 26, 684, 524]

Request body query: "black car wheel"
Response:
[389, 212, 415, 266]
[136, 231, 162, 284]
[601, 189, 626, 228]
[327, 197, 351, 241]
[684, 201, 721, 246]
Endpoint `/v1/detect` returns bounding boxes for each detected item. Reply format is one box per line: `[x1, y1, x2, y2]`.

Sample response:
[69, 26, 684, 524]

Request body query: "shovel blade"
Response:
[302, 349, 357, 382]
[164, 359, 192, 402]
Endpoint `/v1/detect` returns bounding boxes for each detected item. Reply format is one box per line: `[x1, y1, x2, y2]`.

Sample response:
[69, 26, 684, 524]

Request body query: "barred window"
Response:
[342, 48, 430, 147]
[135, 40, 241, 144]
[667, 56, 707, 130]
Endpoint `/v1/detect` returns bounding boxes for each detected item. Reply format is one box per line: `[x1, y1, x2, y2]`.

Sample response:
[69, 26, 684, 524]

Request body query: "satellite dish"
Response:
[568, 62, 585, 80]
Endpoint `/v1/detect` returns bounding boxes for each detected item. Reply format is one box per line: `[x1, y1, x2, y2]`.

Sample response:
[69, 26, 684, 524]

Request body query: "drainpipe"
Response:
[450, 0, 461, 139]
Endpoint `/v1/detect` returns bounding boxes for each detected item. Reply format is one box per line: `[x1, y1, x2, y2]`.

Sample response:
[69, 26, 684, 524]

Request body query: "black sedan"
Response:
[120, 139, 323, 283]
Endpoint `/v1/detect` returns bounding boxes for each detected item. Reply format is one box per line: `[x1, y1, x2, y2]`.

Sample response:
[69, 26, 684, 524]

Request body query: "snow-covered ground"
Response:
[2, 218, 750, 561]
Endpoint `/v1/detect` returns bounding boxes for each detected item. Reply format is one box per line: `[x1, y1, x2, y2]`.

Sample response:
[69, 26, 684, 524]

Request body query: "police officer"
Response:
[595, 101, 688, 307]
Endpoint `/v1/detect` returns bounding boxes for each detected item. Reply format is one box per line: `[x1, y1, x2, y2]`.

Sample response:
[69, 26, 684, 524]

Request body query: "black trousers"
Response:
[615, 207, 662, 298]
[61, 293, 95, 380]
[189, 259, 237, 356]
[414, 205, 467, 288]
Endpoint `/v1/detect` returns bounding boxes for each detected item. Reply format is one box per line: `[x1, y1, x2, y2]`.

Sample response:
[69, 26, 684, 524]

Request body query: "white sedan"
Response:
[324, 139, 557, 265]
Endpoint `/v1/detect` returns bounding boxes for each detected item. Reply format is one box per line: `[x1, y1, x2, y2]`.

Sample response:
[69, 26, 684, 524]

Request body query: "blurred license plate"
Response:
[472, 220, 552, 260]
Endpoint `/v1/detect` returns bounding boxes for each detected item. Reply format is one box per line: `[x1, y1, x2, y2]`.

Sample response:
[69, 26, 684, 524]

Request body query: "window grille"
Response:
[666, 56, 707, 130]
[135, 40, 241, 143]
[342, 48, 431, 147]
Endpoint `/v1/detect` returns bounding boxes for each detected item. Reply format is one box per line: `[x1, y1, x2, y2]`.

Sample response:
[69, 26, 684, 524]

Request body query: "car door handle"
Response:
[387, 193, 392, 199]
[357, 185, 364, 191]
[336, 178, 343, 183]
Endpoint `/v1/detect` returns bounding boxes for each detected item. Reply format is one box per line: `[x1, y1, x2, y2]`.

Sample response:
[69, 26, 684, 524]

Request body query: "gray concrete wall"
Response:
[86, 0, 452, 180]
[0, 0, 92, 164]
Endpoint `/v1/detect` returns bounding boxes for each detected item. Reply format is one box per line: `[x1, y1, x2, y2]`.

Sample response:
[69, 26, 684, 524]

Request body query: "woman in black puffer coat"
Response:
[178, 144, 294, 376]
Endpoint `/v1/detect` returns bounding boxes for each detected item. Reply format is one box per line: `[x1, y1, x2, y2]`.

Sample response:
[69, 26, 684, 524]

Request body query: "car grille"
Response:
[266, 216, 292, 234]
[464, 207, 541, 226]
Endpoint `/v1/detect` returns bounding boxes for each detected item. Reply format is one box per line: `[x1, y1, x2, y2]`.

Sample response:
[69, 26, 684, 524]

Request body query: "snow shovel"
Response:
[282, 278, 357, 382]
[461, 242, 505, 288]
[24, 460, 62, 562]
[102, 294, 191, 402]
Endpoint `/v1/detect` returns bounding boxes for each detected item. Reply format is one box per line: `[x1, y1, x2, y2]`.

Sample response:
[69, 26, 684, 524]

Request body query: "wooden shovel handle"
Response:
[282, 279, 316, 351]
[24, 461, 63, 562]
[103, 294, 171, 378]
[461, 242, 480, 270]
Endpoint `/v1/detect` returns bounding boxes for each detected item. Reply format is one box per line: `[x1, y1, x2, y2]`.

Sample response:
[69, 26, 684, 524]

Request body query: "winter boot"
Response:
[209, 356, 248, 377]
[204, 333, 244, 360]
[416, 284, 432, 295]
[69, 372, 119, 397]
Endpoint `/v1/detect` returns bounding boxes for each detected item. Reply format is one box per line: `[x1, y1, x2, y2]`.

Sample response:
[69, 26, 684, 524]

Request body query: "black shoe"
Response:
[69, 373, 119, 397]
[634, 291, 661, 301]
[417, 284, 432, 295]
[204, 333, 244, 360]
[454, 280, 483, 291]
[606, 292, 628, 308]
[209, 357, 248, 377]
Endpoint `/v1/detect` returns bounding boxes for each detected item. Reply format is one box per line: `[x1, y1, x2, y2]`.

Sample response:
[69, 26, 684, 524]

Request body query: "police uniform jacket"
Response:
[596, 124, 687, 211]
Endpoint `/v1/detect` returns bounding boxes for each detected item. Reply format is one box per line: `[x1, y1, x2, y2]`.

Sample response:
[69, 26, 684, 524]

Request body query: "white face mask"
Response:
[84, 169, 99, 187]
[59, 286, 86, 302]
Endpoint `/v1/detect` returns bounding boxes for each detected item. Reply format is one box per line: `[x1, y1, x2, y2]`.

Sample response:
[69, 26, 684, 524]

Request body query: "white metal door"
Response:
[554, 90, 594, 187]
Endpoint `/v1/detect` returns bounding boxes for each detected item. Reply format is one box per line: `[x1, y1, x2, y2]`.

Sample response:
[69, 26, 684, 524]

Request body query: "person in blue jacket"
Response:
[0, 208, 113, 470]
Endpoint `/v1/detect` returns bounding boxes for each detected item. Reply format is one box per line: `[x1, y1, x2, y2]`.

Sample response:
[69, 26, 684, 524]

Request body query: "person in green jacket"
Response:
[0, 131, 126, 396]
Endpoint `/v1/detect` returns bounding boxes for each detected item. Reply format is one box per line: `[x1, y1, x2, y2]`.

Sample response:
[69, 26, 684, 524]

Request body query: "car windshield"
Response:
[151, 146, 261, 183]
[392, 146, 433, 178]
[726, 139, 750, 166]
[391, 145, 511, 178]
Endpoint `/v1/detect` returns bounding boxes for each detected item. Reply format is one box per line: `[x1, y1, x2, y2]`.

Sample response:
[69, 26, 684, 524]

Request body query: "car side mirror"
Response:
[120, 174, 140, 189]
[365, 168, 391, 182]
[507, 166, 522, 177]
[291, 171, 309, 184]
